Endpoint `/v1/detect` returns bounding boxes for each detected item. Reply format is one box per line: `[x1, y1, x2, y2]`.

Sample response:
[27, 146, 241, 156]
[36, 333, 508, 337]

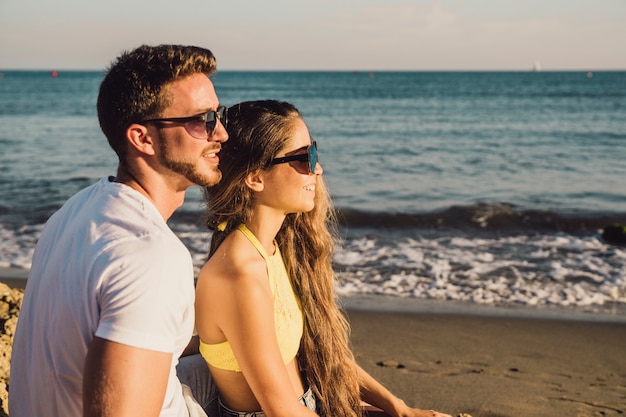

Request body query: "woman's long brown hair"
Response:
[204, 100, 362, 417]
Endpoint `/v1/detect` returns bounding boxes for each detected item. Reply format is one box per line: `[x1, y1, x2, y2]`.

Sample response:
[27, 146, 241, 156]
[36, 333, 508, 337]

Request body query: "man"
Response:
[9, 44, 227, 417]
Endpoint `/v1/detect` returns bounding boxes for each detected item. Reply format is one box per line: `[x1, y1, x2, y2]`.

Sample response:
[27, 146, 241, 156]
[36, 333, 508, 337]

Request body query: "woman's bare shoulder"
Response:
[198, 232, 267, 289]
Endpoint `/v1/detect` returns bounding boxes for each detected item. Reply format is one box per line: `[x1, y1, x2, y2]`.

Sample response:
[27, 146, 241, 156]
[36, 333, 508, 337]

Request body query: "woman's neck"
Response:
[243, 210, 286, 255]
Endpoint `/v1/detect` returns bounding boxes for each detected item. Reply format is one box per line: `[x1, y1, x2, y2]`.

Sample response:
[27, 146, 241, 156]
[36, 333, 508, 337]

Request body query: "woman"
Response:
[195, 100, 451, 417]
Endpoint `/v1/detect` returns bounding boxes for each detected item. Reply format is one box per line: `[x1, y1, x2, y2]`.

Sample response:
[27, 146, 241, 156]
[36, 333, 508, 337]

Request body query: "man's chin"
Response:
[190, 171, 222, 188]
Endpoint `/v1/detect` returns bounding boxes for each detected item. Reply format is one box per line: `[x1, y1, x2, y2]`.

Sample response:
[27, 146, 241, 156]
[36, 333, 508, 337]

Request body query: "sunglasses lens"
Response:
[218, 106, 227, 129]
[185, 120, 210, 139]
[204, 118, 217, 136]
[204, 106, 227, 137]
[308, 143, 317, 174]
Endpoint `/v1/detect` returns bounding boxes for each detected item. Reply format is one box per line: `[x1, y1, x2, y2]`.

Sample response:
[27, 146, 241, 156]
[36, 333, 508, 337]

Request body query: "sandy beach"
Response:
[1, 269, 624, 416]
[348, 309, 626, 416]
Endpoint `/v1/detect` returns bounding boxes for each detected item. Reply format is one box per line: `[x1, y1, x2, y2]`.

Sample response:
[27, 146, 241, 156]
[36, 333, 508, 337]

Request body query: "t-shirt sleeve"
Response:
[92, 233, 194, 353]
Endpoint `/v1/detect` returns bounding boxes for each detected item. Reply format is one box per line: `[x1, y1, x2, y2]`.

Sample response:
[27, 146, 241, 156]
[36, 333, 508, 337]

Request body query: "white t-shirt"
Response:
[10, 177, 195, 417]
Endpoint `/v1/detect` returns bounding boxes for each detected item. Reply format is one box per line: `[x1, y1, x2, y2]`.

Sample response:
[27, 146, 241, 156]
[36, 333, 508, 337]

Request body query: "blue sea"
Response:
[1, 70, 625, 320]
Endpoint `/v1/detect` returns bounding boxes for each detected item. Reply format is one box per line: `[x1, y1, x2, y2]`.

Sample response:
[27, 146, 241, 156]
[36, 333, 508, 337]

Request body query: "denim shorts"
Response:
[218, 386, 317, 417]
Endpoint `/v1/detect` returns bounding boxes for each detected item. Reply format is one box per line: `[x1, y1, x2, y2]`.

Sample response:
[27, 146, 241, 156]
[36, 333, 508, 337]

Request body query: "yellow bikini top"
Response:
[199, 224, 304, 372]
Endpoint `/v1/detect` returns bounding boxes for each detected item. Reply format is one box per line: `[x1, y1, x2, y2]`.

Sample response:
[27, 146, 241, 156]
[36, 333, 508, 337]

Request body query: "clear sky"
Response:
[1, 0, 625, 71]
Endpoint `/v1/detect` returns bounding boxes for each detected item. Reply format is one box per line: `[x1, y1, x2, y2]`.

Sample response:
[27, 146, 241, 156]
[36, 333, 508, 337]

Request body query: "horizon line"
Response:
[1, 67, 624, 73]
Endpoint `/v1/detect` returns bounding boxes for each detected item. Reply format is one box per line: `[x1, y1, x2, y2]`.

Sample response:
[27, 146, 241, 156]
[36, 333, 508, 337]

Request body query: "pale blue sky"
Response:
[1, 0, 624, 70]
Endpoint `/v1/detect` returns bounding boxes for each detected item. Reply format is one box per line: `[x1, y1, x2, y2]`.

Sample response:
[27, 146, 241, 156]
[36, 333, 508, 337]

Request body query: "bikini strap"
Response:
[237, 224, 270, 261]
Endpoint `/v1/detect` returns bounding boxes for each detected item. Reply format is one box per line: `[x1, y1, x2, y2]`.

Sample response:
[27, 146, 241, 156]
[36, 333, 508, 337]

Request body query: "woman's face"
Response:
[256, 118, 322, 215]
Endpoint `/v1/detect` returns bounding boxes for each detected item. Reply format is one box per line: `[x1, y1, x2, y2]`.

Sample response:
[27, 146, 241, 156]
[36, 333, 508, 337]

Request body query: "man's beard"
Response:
[158, 140, 222, 188]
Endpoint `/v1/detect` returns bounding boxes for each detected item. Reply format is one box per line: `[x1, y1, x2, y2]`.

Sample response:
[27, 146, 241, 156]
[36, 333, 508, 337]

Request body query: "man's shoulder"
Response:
[49, 177, 186, 260]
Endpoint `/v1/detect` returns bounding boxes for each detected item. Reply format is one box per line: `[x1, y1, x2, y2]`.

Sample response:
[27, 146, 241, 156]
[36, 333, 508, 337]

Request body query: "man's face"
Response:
[153, 73, 228, 189]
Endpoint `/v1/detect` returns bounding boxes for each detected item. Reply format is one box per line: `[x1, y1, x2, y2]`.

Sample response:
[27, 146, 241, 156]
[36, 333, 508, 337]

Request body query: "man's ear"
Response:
[244, 170, 265, 192]
[126, 123, 157, 156]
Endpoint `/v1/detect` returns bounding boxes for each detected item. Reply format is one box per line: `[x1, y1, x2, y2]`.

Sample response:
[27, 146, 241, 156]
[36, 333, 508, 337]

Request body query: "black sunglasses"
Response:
[140, 105, 227, 139]
[269, 141, 318, 174]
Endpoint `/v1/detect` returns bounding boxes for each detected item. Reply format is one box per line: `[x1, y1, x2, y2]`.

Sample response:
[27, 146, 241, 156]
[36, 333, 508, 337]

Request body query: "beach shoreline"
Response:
[1, 270, 625, 416]
[3, 266, 625, 323]
[0, 268, 27, 290]
[342, 293, 626, 324]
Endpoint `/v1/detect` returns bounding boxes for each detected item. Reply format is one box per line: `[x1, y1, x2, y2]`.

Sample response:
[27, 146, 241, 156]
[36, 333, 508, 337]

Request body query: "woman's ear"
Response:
[126, 123, 157, 156]
[244, 170, 265, 192]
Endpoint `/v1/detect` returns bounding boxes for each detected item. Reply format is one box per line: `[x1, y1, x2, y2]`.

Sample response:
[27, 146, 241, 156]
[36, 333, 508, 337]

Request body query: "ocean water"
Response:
[1, 70, 625, 319]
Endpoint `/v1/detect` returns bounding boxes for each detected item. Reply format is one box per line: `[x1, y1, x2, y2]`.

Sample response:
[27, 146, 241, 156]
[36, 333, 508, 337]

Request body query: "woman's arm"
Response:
[356, 363, 452, 417]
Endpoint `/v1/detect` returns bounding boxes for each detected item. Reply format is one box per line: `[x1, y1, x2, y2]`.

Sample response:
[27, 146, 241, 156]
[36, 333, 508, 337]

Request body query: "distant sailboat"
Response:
[532, 61, 541, 72]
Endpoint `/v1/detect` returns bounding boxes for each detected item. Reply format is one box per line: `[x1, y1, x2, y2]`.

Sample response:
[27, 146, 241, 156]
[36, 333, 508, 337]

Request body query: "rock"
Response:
[376, 360, 406, 369]
[0, 282, 24, 416]
[602, 223, 626, 245]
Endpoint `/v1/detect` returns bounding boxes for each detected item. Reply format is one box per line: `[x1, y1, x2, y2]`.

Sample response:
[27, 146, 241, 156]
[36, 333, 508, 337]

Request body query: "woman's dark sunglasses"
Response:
[270, 141, 318, 174]
[140, 105, 227, 139]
